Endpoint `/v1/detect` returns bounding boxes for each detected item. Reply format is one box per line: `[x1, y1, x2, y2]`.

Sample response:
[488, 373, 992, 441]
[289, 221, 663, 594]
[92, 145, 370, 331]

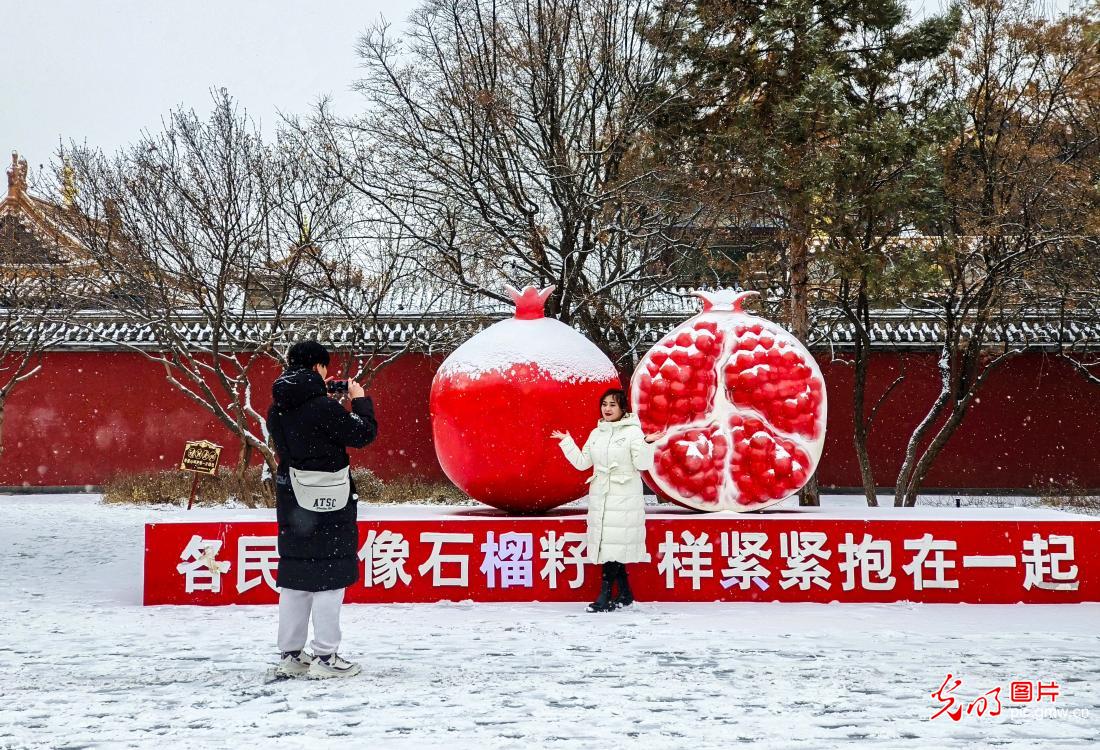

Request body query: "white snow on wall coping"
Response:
[6, 311, 1100, 352]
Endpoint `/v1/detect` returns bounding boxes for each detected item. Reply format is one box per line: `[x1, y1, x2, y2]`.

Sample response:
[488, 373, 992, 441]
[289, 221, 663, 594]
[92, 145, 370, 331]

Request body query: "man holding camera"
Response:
[267, 340, 378, 679]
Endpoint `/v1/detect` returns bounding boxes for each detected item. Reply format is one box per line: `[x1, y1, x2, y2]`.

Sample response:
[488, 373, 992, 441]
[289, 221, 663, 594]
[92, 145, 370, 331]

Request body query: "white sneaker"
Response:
[274, 650, 314, 678]
[307, 653, 361, 679]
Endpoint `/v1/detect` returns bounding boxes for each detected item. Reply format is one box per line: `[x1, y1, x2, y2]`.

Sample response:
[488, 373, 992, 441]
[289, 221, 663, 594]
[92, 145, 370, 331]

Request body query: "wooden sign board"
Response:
[180, 440, 223, 476]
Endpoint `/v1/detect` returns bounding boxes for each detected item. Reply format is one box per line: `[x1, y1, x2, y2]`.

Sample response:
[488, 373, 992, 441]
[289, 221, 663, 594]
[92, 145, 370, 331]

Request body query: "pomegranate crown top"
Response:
[693, 288, 760, 313]
[505, 284, 556, 320]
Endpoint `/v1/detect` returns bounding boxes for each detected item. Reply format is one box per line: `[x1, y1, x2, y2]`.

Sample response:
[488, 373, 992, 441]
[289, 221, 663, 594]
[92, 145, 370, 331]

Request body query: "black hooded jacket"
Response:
[268, 368, 378, 591]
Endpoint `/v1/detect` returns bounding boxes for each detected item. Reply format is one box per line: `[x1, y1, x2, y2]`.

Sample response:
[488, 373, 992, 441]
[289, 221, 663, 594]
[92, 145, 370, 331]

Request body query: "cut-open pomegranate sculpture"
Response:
[629, 290, 827, 512]
[430, 285, 621, 513]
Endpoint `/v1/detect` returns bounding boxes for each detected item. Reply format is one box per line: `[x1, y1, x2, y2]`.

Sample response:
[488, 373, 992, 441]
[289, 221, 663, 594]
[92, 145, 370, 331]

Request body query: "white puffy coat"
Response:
[558, 414, 655, 564]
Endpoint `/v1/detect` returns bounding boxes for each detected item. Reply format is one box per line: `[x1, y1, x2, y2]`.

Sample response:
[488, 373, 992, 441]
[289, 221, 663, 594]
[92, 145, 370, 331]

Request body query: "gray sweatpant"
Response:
[277, 587, 345, 656]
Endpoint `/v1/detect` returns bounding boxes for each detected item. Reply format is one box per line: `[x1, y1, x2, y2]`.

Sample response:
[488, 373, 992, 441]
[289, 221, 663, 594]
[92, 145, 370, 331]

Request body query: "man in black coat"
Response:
[267, 340, 377, 679]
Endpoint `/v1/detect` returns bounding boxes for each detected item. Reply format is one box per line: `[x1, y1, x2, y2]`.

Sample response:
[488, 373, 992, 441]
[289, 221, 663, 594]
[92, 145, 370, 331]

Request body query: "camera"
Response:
[326, 380, 349, 394]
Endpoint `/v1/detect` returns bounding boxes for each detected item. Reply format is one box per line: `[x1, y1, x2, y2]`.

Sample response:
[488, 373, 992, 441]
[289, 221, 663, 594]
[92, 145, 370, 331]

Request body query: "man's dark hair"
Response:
[287, 340, 330, 370]
[599, 388, 629, 413]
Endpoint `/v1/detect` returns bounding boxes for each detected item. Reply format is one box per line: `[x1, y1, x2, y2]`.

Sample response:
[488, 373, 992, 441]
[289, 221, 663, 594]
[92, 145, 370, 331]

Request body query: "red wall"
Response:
[1, 349, 1097, 491]
[0, 351, 446, 487]
[817, 352, 1099, 491]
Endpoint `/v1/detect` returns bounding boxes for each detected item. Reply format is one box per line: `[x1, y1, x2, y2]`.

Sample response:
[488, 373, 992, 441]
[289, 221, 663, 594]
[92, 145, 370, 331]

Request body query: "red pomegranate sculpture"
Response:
[629, 289, 827, 511]
[430, 285, 622, 513]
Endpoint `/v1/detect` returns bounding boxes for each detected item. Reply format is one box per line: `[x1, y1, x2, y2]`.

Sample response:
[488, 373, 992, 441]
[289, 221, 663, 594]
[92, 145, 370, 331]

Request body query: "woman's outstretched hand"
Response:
[550, 430, 570, 441]
[644, 429, 666, 444]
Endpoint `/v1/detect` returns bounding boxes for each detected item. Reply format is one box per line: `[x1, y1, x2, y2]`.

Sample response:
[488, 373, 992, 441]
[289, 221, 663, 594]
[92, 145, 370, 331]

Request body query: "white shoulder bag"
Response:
[289, 466, 351, 512]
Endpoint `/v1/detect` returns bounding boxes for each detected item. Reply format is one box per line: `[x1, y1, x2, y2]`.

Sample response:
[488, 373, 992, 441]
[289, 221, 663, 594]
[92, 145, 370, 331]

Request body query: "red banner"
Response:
[145, 508, 1100, 605]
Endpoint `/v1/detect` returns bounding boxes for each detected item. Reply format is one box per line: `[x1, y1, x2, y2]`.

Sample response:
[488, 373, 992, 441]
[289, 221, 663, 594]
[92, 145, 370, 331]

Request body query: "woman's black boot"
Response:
[586, 562, 617, 612]
[614, 563, 634, 607]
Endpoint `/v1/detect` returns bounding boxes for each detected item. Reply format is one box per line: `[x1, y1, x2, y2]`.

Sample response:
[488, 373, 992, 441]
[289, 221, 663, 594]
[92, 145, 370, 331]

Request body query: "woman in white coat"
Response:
[553, 389, 664, 612]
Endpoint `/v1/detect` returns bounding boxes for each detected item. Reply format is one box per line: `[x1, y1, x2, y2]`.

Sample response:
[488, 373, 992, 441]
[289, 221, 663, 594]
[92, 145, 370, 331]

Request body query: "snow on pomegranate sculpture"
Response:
[430, 285, 622, 513]
[630, 289, 827, 511]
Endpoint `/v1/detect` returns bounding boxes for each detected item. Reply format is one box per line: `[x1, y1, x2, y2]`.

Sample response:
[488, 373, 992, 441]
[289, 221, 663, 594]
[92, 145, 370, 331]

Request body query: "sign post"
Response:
[180, 440, 223, 510]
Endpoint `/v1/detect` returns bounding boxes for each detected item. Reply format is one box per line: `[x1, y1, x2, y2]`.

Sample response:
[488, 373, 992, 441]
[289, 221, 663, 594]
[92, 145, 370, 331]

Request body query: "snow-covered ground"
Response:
[1, 495, 1097, 749]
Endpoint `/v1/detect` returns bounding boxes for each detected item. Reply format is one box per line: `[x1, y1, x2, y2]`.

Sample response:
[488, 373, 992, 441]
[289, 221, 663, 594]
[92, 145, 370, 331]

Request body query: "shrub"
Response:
[100, 466, 467, 507]
[375, 478, 472, 505]
[102, 467, 274, 508]
[351, 468, 384, 501]
[1039, 480, 1100, 515]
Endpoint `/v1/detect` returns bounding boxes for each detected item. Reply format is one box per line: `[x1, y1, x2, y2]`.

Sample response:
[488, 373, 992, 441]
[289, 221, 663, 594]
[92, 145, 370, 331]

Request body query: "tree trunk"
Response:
[900, 403, 970, 506]
[894, 349, 952, 506]
[238, 436, 279, 477]
[789, 228, 820, 506]
[851, 343, 878, 508]
[850, 284, 878, 506]
[237, 440, 253, 474]
[898, 352, 1016, 505]
[259, 441, 278, 476]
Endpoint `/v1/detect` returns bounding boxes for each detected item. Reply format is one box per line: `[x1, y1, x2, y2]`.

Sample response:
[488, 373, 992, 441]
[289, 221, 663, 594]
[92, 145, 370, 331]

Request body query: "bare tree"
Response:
[276, 118, 460, 384]
[891, 0, 1100, 506]
[1046, 3, 1100, 384]
[316, 0, 696, 371]
[1051, 237, 1100, 384]
[51, 91, 422, 475]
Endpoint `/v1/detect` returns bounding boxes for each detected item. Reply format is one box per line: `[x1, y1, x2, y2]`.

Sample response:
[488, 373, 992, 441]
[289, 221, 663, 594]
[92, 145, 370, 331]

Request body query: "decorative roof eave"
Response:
[1, 152, 91, 263]
[3, 311, 1098, 354]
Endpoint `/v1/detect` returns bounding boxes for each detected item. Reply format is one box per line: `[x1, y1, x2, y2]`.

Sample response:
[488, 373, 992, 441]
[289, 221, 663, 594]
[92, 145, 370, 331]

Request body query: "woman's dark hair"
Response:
[287, 340, 331, 370]
[599, 388, 628, 413]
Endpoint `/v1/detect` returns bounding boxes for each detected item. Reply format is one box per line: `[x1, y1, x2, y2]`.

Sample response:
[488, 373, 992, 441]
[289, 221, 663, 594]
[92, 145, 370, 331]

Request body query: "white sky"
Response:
[1, 0, 419, 176]
[0, 0, 1079, 178]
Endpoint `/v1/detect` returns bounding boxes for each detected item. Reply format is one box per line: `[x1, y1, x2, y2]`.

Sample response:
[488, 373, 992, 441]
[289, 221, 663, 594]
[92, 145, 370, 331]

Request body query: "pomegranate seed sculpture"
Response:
[430, 285, 622, 513]
[629, 290, 827, 511]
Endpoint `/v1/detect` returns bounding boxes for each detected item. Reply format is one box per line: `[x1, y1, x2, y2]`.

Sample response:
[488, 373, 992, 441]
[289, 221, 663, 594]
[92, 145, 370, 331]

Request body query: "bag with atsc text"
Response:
[289, 466, 351, 512]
